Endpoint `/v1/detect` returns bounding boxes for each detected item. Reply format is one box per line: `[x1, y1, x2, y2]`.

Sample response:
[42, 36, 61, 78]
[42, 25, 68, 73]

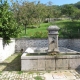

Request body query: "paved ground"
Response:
[0, 54, 80, 80]
[0, 70, 80, 80]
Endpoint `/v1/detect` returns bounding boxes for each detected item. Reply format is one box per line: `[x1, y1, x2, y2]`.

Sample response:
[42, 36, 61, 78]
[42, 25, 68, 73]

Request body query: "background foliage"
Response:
[0, 0, 20, 43]
[1, 0, 80, 42]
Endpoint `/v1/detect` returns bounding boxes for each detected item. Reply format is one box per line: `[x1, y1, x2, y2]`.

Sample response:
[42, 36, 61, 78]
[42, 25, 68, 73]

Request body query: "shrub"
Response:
[31, 31, 48, 38]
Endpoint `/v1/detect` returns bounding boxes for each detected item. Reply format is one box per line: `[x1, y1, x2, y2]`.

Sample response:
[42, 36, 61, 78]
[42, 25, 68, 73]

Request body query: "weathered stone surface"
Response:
[48, 25, 60, 31]
[21, 60, 38, 71]
[69, 59, 80, 69]
[15, 39, 48, 52]
[45, 56, 56, 59]
[21, 55, 38, 60]
[38, 56, 46, 59]
[56, 58, 69, 70]
[21, 52, 80, 71]
[48, 25, 59, 52]
[45, 59, 55, 70]
[15, 38, 80, 52]
[38, 60, 45, 70]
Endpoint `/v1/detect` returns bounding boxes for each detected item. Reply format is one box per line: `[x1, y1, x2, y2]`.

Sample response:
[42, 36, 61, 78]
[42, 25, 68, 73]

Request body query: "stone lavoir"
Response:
[21, 25, 80, 71]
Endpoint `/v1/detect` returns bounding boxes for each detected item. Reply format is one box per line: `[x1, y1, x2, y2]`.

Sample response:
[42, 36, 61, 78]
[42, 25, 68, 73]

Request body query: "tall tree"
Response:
[12, 1, 40, 34]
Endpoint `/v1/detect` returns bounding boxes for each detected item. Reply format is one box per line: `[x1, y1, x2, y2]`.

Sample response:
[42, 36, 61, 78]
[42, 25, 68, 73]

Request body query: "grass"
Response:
[34, 76, 44, 80]
[54, 20, 80, 38]
[17, 71, 23, 74]
[53, 20, 80, 28]
[20, 23, 52, 38]
[19, 20, 80, 38]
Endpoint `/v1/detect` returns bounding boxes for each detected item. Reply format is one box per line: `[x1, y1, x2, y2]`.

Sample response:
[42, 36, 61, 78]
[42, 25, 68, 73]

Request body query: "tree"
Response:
[0, 0, 20, 44]
[74, 1, 80, 9]
[52, 5, 61, 18]
[36, 1, 47, 23]
[46, 1, 54, 21]
[61, 4, 76, 19]
[73, 9, 80, 20]
[11, 1, 40, 34]
[11, 0, 49, 34]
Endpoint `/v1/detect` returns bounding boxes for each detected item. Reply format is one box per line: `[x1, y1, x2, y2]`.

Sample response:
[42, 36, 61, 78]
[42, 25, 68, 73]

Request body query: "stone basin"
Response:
[21, 25, 80, 71]
[21, 47, 80, 71]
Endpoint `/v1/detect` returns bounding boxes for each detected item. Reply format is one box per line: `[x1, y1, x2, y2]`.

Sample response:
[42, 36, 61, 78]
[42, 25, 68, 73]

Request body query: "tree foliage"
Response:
[11, 1, 61, 27]
[74, 1, 80, 9]
[74, 9, 80, 20]
[61, 5, 75, 17]
[10, 0, 80, 37]
[11, 0, 80, 24]
[0, 0, 20, 44]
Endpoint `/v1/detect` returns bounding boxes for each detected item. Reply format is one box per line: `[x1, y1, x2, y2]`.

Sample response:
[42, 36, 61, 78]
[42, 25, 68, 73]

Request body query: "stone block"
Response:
[56, 58, 68, 70]
[38, 60, 45, 70]
[45, 59, 55, 70]
[21, 60, 38, 71]
[69, 59, 80, 69]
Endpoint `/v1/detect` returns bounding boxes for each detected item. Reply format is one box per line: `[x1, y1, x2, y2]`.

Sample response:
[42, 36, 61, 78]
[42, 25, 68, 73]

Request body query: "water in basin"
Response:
[25, 47, 79, 56]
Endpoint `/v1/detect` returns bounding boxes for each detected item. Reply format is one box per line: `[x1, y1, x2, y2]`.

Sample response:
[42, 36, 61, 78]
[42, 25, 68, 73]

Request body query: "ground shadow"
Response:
[75, 65, 80, 74]
[0, 53, 21, 71]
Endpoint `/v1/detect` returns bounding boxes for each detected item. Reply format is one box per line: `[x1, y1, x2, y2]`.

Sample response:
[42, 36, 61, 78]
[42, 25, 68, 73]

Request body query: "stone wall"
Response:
[0, 38, 15, 62]
[15, 38, 48, 52]
[15, 38, 80, 52]
[59, 39, 80, 52]
[0, 37, 80, 62]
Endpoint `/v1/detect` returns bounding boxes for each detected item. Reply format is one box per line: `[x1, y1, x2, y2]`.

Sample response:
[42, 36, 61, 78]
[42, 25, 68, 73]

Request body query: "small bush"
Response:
[31, 31, 48, 38]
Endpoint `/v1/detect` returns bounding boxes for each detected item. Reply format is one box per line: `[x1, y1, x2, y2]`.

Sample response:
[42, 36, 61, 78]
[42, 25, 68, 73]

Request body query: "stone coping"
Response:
[24, 47, 79, 53]
[21, 52, 80, 60]
[16, 38, 48, 40]
[48, 25, 60, 30]
[21, 47, 80, 60]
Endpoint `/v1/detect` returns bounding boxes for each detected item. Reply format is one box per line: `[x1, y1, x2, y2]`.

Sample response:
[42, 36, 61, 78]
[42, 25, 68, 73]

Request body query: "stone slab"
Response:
[69, 59, 80, 69]
[45, 59, 55, 70]
[38, 60, 45, 70]
[21, 60, 38, 71]
[56, 59, 69, 70]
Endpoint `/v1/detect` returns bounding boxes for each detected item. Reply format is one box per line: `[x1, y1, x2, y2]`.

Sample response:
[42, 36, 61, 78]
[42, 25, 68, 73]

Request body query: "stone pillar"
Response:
[48, 25, 60, 52]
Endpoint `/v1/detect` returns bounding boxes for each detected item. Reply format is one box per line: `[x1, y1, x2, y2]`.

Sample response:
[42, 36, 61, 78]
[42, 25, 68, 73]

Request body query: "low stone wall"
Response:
[15, 38, 80, 52]
[15, 38, 48, 52]
[59, 39, 80, 52]
[21, 53, 80, 71]
[0, 38, 15, 62]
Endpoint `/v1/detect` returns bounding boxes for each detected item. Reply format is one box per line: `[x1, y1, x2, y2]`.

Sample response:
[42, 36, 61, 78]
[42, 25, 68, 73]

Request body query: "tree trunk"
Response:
[24, 24, 26, 34]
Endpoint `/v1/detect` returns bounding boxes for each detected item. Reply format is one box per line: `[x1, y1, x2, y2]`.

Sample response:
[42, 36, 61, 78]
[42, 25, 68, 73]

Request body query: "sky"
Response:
[28, 0, 80, 5]
[8, 0, 80, 6]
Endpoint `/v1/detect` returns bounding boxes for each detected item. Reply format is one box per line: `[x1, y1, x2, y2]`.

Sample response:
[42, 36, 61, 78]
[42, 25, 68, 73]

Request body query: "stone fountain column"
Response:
[48, 25, 60, 53]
